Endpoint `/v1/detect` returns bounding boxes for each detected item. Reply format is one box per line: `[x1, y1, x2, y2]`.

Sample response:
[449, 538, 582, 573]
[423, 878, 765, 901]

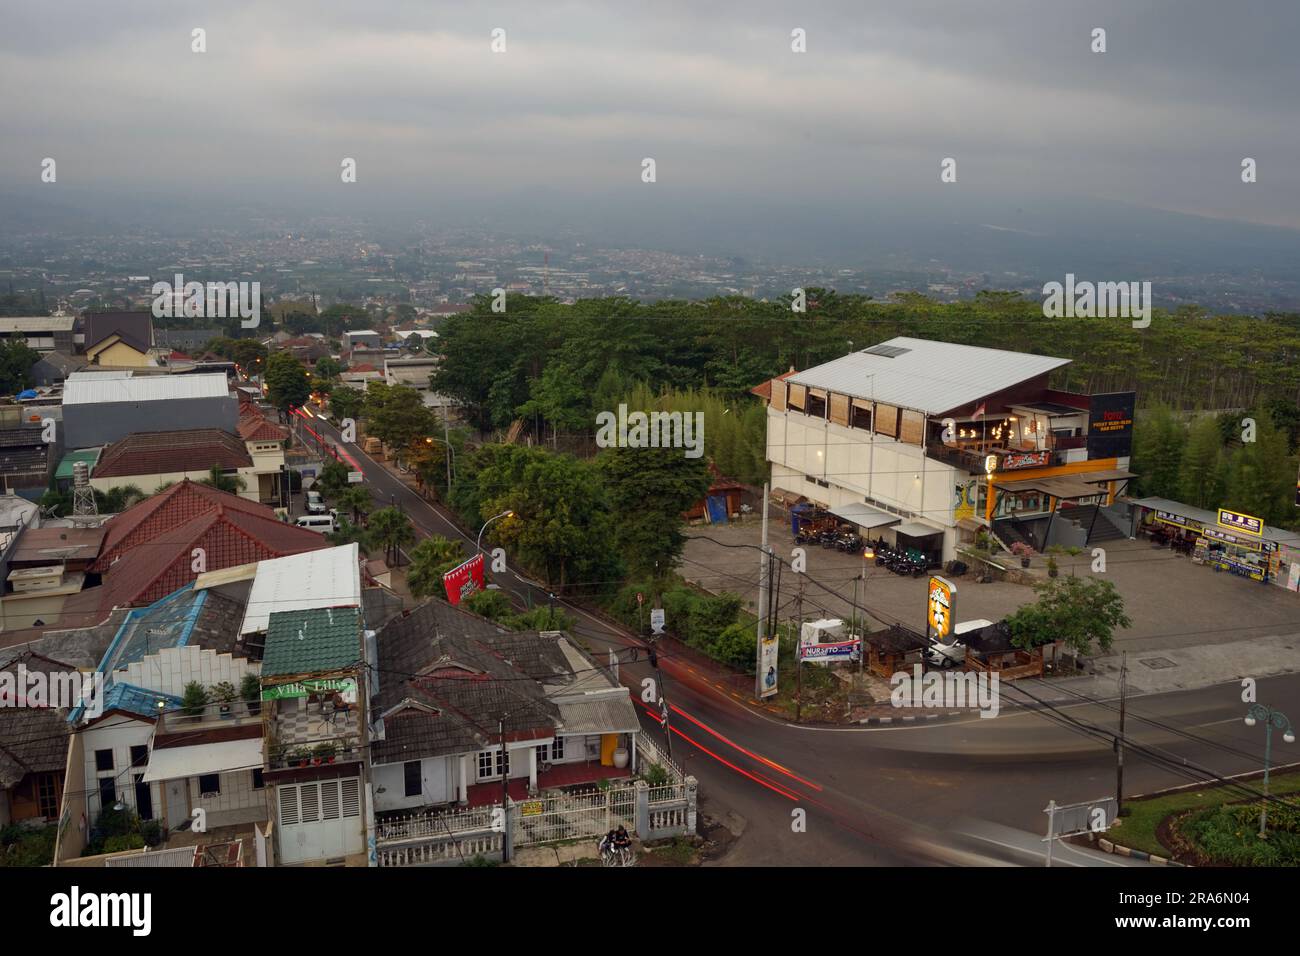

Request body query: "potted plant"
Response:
[211, 681, 238, 717]
[1046, 556, 1059, 578]
[314, 742, 337, 764]
[181, 681, 208, 718]
[1010, 541, 1034, 567]
[240, 673, 262, 716]
[291, 747, 311, 768]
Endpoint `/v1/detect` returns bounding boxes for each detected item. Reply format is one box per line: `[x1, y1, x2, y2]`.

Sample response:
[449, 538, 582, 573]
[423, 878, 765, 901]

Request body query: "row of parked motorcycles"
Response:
[794, 525, 864, 553]
[871, 541, 928, 578]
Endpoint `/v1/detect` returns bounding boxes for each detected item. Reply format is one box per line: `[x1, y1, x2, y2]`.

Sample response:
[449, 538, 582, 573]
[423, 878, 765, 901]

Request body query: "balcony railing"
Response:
[266, 733, 362, 771]
[158, 699, 264, 732]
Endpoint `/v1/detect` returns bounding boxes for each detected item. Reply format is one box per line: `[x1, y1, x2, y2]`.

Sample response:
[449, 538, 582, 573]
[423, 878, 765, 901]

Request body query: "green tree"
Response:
[96, 485, 146, 513]
[326, 516, 371, 551]
[264, 352, 311, 412]
[314, 356, 343, 380]
[369, 506, 416, 566]
[364, 384, 435, 452]
[1223, 408, 1297, 527]
[597, 445, 711, 578]
[1005, 576, 1131, 657]
[315, 459, 351, 497]
[198, 464, 245, 494]
[1179, 414, 1227, 509]
[336, 485, 373, 524]
[0, 337, 40, 394]
[463, 588, 514, 621]
[1131, 404, 1187, 499]
[407, 535, 465, 597]
[330, 386, 365, 423]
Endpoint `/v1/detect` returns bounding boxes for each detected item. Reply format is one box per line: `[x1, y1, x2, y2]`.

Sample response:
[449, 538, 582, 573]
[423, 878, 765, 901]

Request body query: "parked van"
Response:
[295, 513, 337, 534]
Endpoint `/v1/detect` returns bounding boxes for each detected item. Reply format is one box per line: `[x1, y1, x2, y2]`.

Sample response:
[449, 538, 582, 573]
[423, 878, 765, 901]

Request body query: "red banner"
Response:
[443, 553, 485, 605]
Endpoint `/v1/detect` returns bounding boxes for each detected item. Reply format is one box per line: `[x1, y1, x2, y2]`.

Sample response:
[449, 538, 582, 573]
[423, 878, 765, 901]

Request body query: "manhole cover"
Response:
[1138, 657, 1177, 670]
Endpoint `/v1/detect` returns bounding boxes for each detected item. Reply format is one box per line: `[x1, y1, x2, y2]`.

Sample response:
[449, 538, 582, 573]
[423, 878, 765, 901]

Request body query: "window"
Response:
[130, 745, 148, 767]
[198, 773, 220, 796]
[37, 774, 58, 818]
[535, 743, 548, 764]
[252, 769, 264, 790]
[403, 761, 421, 797]
[495, 748, 510, 777]
[551, 736, 565, 761]
[477, 751, 494, 779]
[98, 776, 116, 809]
[94, 749, 114, 772]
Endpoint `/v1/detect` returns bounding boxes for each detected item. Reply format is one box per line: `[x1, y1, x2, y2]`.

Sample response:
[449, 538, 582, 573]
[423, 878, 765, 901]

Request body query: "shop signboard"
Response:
[1155, 509, 1198, 529]
[1217, 508, 1263, 537]
[927, 575, 956, 644]
[261, 677, 357, 701]
[1202, 527, 1275, 552]
[1001, 450, 1051, 471]
[798, 638, 861, 662]
[1086, 392, 1136, 459]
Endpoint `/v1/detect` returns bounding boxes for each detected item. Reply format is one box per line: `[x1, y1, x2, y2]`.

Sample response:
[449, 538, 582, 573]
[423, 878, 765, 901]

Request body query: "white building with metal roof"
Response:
[61, 371, 237, 448]
[757, 338, 1137, 562]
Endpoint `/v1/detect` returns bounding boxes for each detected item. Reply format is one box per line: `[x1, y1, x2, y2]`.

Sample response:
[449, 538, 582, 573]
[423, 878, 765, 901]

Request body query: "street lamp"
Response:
[424, 436, 455, 491]
[477, 510, 514, 555]
[1244, 703, 1295, 838]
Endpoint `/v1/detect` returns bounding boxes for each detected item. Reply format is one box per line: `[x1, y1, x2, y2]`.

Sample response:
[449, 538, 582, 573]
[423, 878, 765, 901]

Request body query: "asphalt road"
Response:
[299, 405, 1300, 867]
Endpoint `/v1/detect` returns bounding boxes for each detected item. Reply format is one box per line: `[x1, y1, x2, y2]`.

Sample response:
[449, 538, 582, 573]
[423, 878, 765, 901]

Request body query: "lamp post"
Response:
[1244, 703, 1295, 838]
[423, 436, 454, 494]
[477, 510, 514, 556]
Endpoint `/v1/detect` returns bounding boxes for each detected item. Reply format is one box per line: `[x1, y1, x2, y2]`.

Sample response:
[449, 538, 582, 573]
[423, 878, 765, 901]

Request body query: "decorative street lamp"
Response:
[1244, 703, 1295, 838]
[477, 510, 514, 556]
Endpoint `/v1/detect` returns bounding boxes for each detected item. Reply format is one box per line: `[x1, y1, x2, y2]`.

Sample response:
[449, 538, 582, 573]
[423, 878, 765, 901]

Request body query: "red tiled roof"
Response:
[68, 492, 328, 620]
[348, 363, 378, 373]
[237, 407, 288, 442]
[94, 428, 252, 479]
[169, 350, 192, 361]
[95, 480, 284, 569]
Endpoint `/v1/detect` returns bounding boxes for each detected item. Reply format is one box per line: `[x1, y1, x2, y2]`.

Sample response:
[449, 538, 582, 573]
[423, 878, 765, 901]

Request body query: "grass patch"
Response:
[647, 836, 697, 866]
[0, 824, 57, 867]
[1117, 771, 1300, 858]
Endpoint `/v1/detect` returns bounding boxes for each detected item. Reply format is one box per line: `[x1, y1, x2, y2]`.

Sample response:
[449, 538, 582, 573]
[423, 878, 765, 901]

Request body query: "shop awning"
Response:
[895, 521, 942, 538]
[141, 737, 264, 783]
[828, 502, 900, 530]
[997, 475, 1106, 500]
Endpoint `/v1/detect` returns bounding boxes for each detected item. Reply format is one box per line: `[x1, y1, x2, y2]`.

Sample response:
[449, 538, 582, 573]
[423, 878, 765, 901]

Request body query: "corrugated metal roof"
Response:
[63, 371, 230, 405]
[786, 337, 1071, 416]
[0, 316, 76, 332]
[262, 606, 361, 677]
[241, 544, 361, 635]
[556, 694, 641, 735]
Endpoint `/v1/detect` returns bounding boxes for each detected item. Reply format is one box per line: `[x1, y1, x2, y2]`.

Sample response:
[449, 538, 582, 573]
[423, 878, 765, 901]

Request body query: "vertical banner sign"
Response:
[927, 575, 956, 645]
[442, 553, 485, 605]
[758, 632, 779, 699]
[1085, 392, 1136, 459]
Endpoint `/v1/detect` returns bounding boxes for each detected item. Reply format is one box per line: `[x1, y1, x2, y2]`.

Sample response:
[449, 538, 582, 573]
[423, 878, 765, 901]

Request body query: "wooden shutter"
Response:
[875, 403, 898, 437]
[771, 379, 787, 411]
[829, 393, 850, 426]
[341, 778, 361, 818]
[788, 382, 806, 411]
[899, 409, 925, 445]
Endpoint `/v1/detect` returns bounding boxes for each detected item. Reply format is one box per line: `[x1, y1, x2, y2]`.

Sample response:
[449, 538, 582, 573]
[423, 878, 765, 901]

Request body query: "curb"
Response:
[1095, 837, 1185, 867]
[859, 710, 969, 726]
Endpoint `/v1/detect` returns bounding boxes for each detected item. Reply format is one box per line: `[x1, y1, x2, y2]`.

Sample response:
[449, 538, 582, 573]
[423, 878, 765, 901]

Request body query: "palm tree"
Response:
[336, 485, 373, 525]
[199, 464, 245, 494]
[97, 484, 146, 513]
[407, 535, 465, 598]
[368, 507, 416, 566]
[326, 517, 371, 551]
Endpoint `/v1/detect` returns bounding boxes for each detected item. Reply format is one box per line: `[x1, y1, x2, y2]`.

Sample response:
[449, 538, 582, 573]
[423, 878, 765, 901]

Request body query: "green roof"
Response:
[56, 448, 101, 481]
[262, 607, 361, 678]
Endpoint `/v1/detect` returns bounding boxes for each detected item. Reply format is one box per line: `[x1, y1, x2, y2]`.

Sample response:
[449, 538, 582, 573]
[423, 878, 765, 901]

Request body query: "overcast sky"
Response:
[3, 0, 1299, 233]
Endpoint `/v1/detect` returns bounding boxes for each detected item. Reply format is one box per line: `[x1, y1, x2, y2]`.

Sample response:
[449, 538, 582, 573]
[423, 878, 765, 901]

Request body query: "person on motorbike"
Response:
[613, 825, 631, 851]
[599, 829, 617, 857]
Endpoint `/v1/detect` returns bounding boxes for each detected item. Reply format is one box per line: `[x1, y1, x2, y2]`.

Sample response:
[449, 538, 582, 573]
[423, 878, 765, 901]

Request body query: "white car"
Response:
[306, 490, 326, 514]
[925, 619, 994, 669]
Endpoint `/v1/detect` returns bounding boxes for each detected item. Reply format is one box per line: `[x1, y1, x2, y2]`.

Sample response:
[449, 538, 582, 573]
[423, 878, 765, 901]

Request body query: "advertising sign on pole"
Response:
[442, 553, 486, 605]
[649, 608, 665, 635]
[758, 633, 779, 699]
[927, 575, 956, 644]
[798, 638, 861, 662]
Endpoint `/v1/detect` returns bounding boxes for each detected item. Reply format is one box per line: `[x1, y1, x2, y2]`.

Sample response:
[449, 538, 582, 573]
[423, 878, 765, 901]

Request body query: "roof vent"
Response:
[862, 344, 911, 359]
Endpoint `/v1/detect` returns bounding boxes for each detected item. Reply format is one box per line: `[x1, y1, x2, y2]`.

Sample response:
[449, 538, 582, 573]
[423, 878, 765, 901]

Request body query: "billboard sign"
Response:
[1217, 508, 1263, 537]
[758, 632, 779, 699]
[927, 576, 956, 644]
[1085, 392, 1136, 459]
[798, 638, 861, 662]
[442, 553, 486, 605]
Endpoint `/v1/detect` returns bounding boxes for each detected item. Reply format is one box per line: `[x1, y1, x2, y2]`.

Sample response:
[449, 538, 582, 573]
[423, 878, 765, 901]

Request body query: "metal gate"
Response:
[513, 784, 637, 848]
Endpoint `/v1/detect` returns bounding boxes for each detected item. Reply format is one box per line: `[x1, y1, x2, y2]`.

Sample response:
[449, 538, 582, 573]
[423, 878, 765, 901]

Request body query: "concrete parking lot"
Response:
[679, 507, 1300, 663]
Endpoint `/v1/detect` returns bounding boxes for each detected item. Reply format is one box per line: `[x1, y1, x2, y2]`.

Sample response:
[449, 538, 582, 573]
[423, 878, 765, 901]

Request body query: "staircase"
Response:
[993, 517, 1037, 552]
[1063, 505, 1125, 543]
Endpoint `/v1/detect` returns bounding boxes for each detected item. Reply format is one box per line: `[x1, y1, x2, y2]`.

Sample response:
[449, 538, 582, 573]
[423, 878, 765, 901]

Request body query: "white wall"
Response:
[117, 644, 259, 699]
[80, 714, 156, 821]
[371, 755, 454, 812]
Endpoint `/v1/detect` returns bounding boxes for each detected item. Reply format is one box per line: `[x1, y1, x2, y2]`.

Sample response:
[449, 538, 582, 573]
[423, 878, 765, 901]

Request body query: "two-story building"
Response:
[756, 337, 1136, 562]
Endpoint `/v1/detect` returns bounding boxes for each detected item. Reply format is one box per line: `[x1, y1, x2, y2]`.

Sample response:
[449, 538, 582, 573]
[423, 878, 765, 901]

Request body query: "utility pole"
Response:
[794, 579, 805, 723]
[499, 714, 511, 864]
[1116, 652, 1127, 816]
[756, 483, 769, 700]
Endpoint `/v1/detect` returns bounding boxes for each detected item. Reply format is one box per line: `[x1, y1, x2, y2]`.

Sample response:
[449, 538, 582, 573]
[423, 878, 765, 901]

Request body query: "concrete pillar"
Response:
[458, 755, 468, 805]
[685, 775, 698, 834]
[528, 746, 538, 792]
[634, 779, 649, 838]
